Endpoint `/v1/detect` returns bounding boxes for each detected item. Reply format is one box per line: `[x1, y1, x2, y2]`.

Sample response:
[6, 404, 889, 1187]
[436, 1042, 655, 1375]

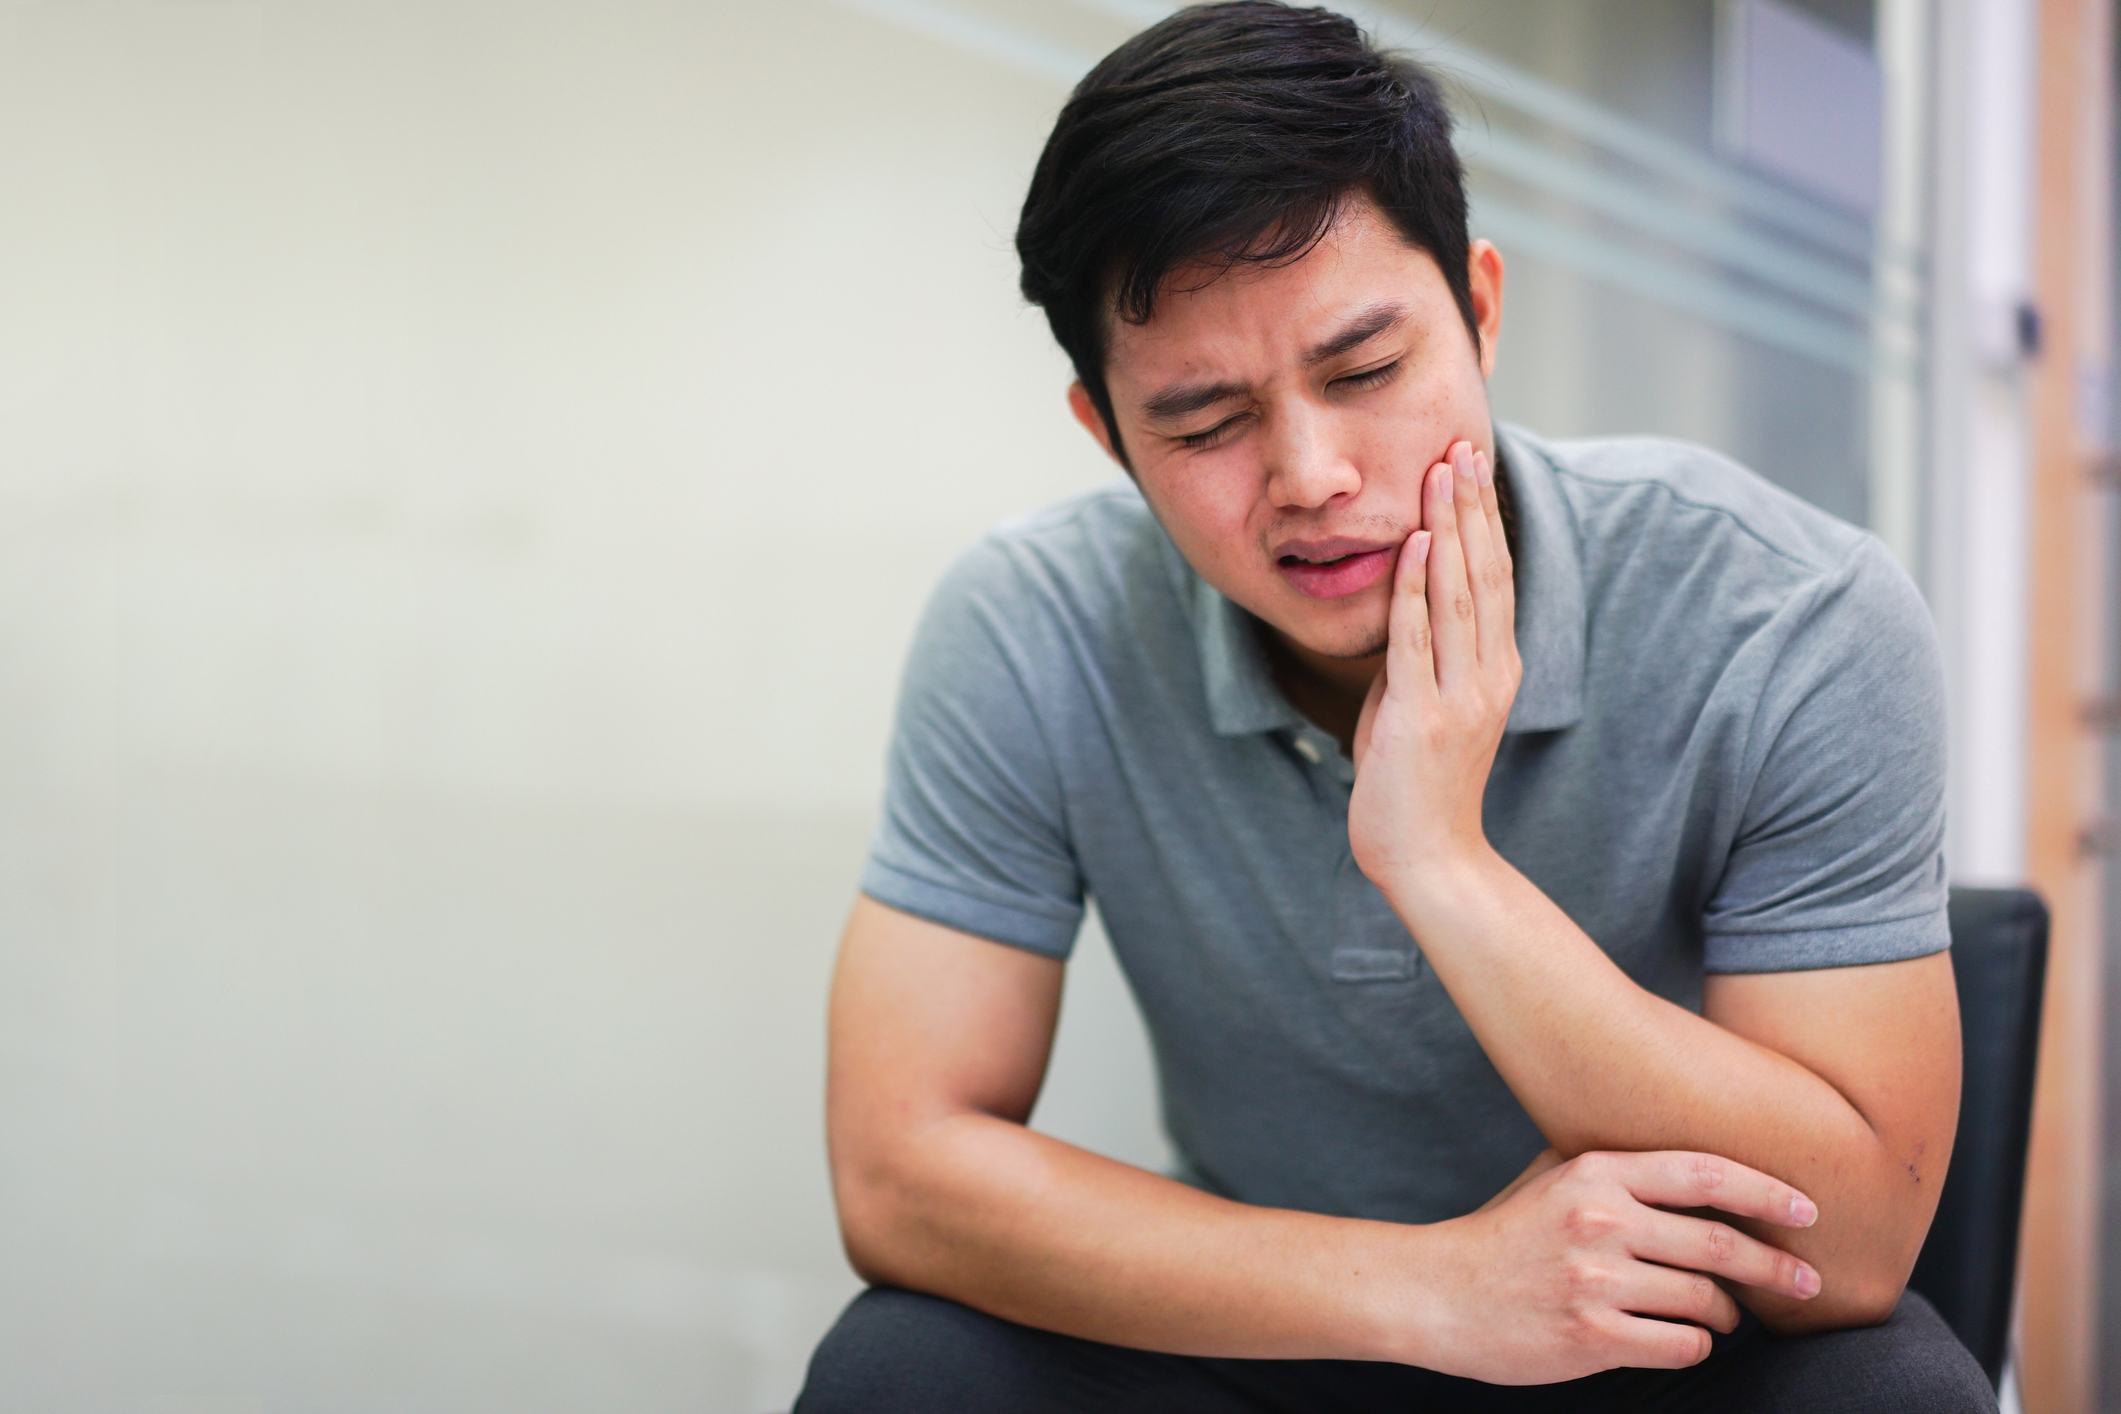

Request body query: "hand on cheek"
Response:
[1348, 439, 1521, 895]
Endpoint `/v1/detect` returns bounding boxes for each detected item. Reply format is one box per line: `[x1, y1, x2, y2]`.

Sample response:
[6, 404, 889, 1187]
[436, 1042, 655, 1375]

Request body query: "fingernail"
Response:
[1476, 451, 1493, 488]
[1438, 466, 1454, 500]
[1795, 1266, 1820, 1298]
[1411, 530, 1431, 564]
[1790, 1195, 1818, 1227]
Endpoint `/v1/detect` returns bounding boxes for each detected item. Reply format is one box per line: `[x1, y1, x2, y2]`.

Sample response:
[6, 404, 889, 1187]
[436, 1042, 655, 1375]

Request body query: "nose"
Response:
[1262, 400, 1361, 510]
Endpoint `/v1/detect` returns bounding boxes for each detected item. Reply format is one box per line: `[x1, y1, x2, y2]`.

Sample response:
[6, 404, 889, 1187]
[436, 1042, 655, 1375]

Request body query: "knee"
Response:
[1869, 1353, 1996, 1414]
[1833, 1293, 1998, 1414]
[794, 1288, 927, 1414]
[793, 1287, 1022, 1414]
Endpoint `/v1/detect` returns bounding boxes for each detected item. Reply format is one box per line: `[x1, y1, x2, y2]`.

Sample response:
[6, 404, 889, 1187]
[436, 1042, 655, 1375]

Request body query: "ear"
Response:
[1067, 381, 1126, 467]
[1467, 240, 1505, 381]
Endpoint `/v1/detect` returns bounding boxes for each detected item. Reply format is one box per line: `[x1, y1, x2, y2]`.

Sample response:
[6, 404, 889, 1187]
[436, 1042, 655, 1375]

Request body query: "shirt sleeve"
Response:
[1701, 537, 1952, 974]
[859, 538, 1085, 959]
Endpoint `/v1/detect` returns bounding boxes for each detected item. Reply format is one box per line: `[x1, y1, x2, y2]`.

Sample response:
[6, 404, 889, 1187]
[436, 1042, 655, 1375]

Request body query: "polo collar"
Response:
[1492, 423, 1588, 732]
[1180, 421, 1587, 737]
[1191, 574, 1308, 736]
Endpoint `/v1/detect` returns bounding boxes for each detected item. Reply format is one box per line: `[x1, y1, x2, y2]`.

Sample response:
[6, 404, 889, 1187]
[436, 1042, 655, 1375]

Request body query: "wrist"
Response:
[1370, 839, 1512, 925]
[1341, 1216, 1465, 1369]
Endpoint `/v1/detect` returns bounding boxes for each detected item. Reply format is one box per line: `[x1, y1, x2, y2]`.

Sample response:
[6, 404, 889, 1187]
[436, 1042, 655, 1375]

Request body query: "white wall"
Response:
[1923, 0, 2038, 887]
[0, 0, 1924, 1408]
[0, 2, 1161, 1409]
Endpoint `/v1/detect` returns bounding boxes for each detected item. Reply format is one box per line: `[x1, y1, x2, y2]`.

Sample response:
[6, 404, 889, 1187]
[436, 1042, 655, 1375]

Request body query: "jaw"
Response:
[1252, 582, 1391, 683]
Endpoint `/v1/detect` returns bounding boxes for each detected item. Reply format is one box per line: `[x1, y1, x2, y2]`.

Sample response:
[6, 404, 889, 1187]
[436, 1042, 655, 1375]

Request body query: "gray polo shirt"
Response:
[860, 424, 1949, 1224]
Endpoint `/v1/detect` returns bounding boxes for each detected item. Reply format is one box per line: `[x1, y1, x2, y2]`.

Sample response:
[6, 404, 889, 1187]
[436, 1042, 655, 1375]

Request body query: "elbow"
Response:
[836, 1195, 890, 1288]
[829, 1139, 923, 1290]
[1754, 1263, 1909, 1336]
[840, 1231, 894, 1290]
[1755, 1174, 1935, 1334]
[830, 1174, 892, 1288]
[1839, 1259, 1914, 1328]
[1760, 1289, 1903, 1336]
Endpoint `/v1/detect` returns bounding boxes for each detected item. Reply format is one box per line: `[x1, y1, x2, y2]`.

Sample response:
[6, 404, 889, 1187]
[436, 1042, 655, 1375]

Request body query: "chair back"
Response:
[1905, 887, 2048, 1388]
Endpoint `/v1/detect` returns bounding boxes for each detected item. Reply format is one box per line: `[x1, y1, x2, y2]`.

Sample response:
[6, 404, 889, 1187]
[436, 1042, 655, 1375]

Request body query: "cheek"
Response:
[1395, 362, 1478, 424]
[1373, 366, 1487, 464]
[1141, 464, 1267, 574]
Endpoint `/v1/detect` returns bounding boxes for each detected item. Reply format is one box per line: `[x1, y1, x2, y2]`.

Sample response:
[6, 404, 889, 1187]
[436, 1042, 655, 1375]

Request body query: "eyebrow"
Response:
[1303, 301, 1408, 366]
[1136, 301, 1411, 426]
[1141, 378, 1248, 423]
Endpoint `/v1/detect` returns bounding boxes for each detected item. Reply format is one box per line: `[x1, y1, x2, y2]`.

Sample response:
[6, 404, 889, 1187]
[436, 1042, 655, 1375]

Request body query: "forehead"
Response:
[1102, 202, 1447, 388]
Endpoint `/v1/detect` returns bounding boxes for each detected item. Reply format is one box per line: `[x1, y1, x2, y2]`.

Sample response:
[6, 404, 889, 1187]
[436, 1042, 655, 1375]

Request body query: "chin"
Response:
[1324, 631, 1390, 662]
[1281, 613, 1389, 663]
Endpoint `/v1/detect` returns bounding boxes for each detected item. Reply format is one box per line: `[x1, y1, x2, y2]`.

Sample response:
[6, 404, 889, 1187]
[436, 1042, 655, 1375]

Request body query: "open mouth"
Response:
[1276, 546, 1395, 600]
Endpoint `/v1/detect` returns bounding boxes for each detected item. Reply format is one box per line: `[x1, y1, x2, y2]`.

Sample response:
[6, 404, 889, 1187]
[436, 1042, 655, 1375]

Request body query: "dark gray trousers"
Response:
[794, 1285, 1996, 1413]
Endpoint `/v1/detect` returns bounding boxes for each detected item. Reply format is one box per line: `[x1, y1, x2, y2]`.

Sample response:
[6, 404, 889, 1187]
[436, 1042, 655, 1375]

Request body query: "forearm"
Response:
[1383, 849, 1931, 1329]
[832, 1110, 1429, 1361]
[827, 894, 1835, 1382]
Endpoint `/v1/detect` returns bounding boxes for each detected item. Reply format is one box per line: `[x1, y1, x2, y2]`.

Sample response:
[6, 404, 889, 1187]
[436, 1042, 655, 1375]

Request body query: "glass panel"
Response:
[1346, 0, 1894, 526]
[840, 0, 1912, 530]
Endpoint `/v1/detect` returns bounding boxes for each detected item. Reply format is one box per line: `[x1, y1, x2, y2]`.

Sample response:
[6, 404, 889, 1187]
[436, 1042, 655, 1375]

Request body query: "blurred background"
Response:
[0, 0, 2113, 1410]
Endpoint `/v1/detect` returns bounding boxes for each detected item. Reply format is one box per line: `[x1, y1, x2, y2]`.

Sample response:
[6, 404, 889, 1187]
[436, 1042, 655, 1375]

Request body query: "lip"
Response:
[1273, 535, 1395, 563]
[1274, 537, 1398, 600]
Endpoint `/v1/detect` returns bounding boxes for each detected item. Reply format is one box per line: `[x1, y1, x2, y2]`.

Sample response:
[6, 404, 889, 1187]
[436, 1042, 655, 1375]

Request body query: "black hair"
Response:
[1015, 1, 1477, 464]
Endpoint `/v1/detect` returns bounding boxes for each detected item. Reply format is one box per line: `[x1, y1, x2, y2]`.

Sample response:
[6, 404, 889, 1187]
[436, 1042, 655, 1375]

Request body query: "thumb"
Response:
[1353, 660, 1388, 768]
[1386, 529, 1437, 699]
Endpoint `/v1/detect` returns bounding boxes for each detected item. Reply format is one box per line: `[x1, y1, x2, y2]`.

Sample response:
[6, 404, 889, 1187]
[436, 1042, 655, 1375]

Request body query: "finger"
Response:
[1352, 658, 1387, 767]
[1385, 529, 1437, 701]
[1449, 440, 1492, 560]
[1422, 456, 1477, 692]
[1448, 442, 1508, 673]
[1594, 1311, 1716, 1371]
[1606, 1151, 1820, 1229]
[1472, 447, 1516, 666]
[1617, 1260, 1742, 1334]
[1476, 446, 1511, 575]
[1633, 1210, 1821, 1301]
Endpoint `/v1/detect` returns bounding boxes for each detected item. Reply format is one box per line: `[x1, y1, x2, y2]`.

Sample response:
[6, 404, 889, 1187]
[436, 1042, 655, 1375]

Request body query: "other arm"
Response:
[1350, 443, 1959, 1333]
[826, 894, 1822, 1377]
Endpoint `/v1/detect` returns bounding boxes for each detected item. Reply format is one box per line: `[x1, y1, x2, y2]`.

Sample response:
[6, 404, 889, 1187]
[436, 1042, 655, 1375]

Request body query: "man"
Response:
[796, 4, 1993, 1409]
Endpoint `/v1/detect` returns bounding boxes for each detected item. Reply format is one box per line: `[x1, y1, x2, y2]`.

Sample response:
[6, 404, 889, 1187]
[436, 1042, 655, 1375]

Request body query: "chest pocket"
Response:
[1330, 854, 1421, 984]
[1324, 853, 1493, 1091]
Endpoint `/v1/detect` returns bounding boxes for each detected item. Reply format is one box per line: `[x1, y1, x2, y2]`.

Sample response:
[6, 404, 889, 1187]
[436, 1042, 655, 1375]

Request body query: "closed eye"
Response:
[1179, 412, 1253, 451]
[1333, 358, 1402, 393]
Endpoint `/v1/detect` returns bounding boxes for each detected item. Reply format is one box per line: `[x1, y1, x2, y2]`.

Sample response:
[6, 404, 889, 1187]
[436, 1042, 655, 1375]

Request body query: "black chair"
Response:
[1905, 887, 2049, 1389]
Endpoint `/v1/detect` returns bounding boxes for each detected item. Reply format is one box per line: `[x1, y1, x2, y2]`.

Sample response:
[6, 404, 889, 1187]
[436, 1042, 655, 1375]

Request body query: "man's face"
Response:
[1075, 197, 1503, 667]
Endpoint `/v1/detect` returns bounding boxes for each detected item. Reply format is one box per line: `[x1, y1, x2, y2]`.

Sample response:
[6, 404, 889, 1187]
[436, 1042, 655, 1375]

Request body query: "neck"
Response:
[1262, 627, 1381, 757]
